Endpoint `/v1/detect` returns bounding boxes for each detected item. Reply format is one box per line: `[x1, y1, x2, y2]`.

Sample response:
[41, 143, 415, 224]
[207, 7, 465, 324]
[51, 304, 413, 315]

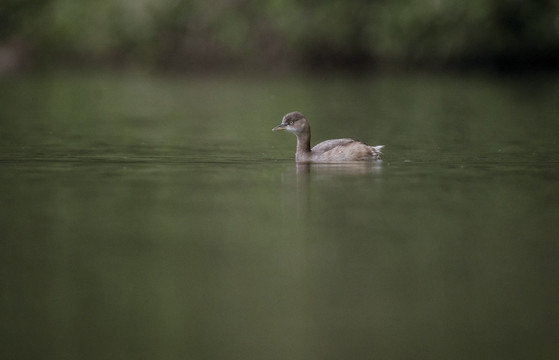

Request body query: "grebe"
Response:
[273, 111, 383, 163]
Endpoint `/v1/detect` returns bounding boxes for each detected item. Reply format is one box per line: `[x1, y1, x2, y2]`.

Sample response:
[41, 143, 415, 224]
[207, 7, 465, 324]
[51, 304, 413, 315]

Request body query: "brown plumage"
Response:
[273, 111, 383, 163]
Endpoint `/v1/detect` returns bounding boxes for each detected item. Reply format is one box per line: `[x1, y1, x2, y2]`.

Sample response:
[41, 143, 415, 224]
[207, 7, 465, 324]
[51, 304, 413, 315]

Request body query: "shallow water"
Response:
[1, 71, 558, 359]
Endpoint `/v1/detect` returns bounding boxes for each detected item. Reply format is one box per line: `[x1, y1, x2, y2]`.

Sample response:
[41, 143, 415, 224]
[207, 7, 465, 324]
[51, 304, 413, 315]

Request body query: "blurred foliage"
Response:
[1, 0, 559, 71]
[0, 0, 51, 38]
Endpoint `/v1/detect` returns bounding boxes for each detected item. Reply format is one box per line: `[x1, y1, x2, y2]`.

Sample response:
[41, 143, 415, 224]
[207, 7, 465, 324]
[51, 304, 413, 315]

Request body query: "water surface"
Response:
[1, 72, 558, 360]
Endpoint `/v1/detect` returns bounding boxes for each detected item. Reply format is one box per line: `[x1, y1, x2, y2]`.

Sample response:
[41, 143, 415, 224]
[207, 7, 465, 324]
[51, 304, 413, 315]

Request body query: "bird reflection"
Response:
[280, 162, 383, 225]
[295, 161, 383, 177]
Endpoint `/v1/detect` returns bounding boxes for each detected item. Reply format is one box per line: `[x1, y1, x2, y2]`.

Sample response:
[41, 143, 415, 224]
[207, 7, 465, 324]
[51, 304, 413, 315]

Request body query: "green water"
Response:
[1, 72, 558, 359]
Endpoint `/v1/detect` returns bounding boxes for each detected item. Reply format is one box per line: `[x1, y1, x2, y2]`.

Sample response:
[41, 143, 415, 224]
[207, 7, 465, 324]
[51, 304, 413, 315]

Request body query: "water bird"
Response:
[273, 111, 383, 162]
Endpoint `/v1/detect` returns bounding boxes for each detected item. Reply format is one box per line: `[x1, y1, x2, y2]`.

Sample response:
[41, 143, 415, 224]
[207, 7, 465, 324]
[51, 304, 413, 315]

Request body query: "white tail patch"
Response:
[372, 145, 384, 153]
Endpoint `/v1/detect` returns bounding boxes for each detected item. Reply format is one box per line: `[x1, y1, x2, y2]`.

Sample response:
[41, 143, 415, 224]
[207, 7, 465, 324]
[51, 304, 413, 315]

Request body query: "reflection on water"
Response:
[296, 161, 383, 176]
[286, 162, 383, 222]
[0, 72, 558, 360]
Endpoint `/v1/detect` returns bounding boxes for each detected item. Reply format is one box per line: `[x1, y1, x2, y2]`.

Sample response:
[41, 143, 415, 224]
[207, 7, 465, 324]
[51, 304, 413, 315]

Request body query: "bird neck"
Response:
[296, 131, 311, 156]
[295, 131, 311, 161]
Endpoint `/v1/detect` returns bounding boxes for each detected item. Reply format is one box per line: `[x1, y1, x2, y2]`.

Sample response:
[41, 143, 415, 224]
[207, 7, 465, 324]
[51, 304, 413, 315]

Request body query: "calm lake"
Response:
[1, 71, 558, 359]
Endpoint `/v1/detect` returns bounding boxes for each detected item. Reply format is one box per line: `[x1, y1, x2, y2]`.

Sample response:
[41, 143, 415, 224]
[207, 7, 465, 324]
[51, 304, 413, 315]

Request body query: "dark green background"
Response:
[1, 72, 558, 359]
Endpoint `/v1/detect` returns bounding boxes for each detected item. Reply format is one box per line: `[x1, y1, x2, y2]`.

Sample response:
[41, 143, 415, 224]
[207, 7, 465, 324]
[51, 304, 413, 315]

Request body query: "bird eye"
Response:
[289, 121, 294, 125]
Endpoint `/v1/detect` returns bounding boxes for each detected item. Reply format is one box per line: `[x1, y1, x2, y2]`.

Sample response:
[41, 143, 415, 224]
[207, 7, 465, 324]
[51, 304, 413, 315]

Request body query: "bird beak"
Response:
[272, 124, 287, 131]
